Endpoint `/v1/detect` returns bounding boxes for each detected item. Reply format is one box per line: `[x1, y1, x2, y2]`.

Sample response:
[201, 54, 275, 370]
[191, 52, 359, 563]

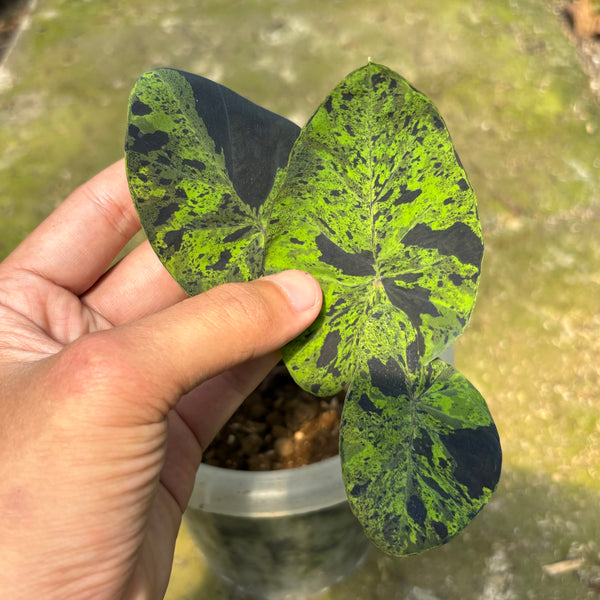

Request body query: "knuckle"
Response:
[44, 333, 168, 426]
[79, 179, 138, 240]
[52, 333, 135, 398]
[212, 282, 279, 333]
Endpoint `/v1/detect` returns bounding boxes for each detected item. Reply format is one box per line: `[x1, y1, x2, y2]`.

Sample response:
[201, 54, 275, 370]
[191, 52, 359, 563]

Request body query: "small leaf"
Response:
[265, 63, 482, 394]
[340, 358, 501, 556]
[125, 68, 299, 295]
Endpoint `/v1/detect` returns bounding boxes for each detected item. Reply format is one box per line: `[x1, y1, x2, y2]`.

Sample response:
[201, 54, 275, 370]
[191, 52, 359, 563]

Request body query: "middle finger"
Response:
[82, 240, 186, 325]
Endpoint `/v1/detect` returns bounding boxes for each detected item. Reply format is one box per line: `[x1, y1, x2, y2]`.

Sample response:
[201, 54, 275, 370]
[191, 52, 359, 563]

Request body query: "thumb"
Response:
[87, 270, 322, 415]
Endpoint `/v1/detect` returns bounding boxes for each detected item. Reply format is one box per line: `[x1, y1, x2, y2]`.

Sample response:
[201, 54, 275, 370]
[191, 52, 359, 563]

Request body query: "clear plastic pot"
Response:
[184, 455, 371, 600]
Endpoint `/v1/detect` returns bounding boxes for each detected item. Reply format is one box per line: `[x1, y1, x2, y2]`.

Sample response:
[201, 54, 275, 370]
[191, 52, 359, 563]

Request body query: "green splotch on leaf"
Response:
[125, 68, 299, 295]
[340, 358, 501, 556]
[264, 63, 482, 395]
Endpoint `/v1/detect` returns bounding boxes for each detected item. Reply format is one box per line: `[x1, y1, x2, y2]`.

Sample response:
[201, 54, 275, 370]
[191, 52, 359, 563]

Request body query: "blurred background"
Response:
[1, 1, 599, 598]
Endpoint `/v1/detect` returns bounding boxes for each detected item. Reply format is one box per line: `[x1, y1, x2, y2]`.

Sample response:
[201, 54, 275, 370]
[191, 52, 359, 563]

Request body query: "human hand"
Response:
[0, 160, 322, 600]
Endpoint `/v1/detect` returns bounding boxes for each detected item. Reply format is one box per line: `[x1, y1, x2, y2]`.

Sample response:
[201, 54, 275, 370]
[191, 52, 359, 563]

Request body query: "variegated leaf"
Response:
[341, 357, 501, 556]
[125, 68, 299, 295]
[265, 63, 483, 394]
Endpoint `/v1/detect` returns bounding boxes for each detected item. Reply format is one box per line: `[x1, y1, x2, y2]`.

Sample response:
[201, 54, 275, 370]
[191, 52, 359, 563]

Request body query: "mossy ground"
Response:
[1, 1, 599, 598]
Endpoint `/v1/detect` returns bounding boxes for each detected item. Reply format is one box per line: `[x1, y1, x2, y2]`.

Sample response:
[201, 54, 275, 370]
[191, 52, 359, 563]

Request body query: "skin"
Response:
[0, 160, 322, 600]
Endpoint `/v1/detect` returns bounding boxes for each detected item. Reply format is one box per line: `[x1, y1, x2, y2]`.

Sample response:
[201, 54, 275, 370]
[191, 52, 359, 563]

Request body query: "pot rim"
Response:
[188, 454, 347, 517]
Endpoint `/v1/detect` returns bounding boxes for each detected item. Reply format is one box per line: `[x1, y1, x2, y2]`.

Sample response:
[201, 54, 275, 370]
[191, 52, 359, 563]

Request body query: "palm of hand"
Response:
[0, 163, 195, 599]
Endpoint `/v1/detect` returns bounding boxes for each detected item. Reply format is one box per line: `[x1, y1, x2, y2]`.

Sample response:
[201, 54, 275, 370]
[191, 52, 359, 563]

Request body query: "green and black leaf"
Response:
[125, 62, 501, 557]
[127, 68, 300, 292]
[341, 358, 500, 555]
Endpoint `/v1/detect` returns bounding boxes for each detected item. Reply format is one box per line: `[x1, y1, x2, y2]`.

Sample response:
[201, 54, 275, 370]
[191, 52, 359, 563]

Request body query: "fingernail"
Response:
[263, 270, 321, 312]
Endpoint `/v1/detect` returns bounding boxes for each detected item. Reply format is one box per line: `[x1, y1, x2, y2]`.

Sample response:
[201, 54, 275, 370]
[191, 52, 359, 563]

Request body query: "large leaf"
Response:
[265, 63, 483, 394]
[340, 357, 501, 556]
[125, 68, 300, 294]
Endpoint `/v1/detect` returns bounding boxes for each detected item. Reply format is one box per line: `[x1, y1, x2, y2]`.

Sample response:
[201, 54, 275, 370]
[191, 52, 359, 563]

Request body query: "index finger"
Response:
[1, 160, 141, 295]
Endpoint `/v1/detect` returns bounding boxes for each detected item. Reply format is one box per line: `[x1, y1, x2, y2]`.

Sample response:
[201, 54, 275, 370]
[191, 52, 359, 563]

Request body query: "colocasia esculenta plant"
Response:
[125, 62, 502, 557]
